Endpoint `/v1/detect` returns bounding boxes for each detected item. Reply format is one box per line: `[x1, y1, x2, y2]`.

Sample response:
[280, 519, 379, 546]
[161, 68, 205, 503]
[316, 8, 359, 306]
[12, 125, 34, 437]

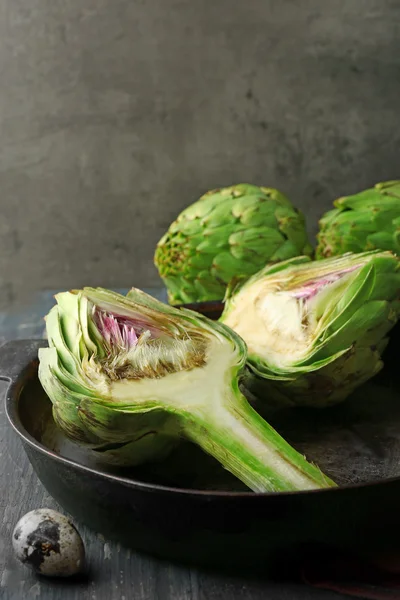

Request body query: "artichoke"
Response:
[154, 183, 313, 305]
[220, 251, 400, 409]
[316, 181, 400, 259]
[38, 287, 334, 492]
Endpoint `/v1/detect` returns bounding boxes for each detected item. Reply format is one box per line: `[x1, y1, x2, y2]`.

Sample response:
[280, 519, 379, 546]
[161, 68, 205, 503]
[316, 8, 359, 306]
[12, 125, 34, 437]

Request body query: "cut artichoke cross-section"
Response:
[38, 287, 335, 493]
[221, 251, 400, 408]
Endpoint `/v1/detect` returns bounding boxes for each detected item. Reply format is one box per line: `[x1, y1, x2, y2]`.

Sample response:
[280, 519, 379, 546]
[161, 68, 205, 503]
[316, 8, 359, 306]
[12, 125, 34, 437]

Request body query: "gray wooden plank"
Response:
[197, 576, 345, 600]
[0, 293, 347, 599]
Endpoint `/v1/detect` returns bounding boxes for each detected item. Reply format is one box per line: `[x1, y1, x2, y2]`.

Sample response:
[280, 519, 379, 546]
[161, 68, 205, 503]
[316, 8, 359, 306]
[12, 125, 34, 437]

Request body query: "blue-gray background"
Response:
[0, 0, 399, 307]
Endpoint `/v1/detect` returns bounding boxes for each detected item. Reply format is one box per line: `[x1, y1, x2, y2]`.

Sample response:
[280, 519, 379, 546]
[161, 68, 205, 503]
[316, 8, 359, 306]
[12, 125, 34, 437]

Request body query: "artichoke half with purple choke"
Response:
[38, 287, 335, 493]
[220, 251, 400, 409]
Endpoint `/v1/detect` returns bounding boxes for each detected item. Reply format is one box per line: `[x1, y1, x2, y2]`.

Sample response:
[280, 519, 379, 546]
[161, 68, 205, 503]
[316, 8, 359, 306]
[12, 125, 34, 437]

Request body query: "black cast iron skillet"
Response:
[3, 302, 400, 576]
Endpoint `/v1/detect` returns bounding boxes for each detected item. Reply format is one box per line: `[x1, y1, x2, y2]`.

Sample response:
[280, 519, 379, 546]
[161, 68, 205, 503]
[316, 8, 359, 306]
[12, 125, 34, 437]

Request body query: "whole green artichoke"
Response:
[316, 181, 400, 259]
[154, 183, 313, 305]
[220, 250, 400, 409]
[38, 286, 334, 492]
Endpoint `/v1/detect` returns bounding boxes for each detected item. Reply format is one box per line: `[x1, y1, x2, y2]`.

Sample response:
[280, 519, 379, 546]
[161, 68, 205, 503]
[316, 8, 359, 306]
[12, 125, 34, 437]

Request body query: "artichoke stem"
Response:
[181, 387, 336, 493]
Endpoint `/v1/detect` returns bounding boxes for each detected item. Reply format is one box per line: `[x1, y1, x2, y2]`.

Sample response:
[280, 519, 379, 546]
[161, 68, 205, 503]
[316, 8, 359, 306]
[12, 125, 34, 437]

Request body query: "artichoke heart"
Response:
[38, 287, 335, 492]
[220, 251, 400, 409]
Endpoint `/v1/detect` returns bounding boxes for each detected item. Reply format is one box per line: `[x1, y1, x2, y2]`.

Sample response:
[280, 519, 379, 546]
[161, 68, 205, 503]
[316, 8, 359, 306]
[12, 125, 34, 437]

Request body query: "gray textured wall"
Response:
[1, 0, 400, 305]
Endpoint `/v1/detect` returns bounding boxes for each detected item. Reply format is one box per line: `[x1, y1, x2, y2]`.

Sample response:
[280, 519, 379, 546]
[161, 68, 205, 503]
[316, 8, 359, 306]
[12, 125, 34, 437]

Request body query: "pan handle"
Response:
[0, 339, 47, 384]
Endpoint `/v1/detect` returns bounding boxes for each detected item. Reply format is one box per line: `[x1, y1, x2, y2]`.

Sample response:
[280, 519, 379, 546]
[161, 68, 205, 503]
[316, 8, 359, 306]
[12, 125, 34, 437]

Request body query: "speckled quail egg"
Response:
[12, 508, 85, 577]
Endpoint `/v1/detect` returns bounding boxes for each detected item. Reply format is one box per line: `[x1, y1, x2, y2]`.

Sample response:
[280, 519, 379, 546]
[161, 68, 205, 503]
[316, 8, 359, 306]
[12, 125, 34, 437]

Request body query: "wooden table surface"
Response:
[0, 290, 345, 600]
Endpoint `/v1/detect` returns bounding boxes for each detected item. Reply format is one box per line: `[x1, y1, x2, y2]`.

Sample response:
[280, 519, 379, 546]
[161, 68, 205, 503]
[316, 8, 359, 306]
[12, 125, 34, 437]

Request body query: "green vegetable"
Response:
[154, 183, 313, 305]
[38, 287, 335, 492]
[220, 251, 400, 409]
[316, 181, 400, 259]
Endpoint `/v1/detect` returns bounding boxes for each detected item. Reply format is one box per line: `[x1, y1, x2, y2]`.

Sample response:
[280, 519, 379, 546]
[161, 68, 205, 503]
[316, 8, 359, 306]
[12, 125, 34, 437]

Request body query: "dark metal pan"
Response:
[3, 321, 400, 577]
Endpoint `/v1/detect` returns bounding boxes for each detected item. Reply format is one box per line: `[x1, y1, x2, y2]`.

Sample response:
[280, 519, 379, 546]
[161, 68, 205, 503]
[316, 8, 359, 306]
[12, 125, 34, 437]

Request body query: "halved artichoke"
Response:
[220, 251, 400, 409]
[38, 287, 334, 492]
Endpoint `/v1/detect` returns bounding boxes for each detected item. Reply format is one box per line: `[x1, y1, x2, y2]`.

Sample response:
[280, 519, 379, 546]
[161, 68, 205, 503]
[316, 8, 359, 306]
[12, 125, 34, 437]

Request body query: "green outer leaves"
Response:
[316, 181, 400, 259]
[154, 183, 313, 304]
[221, 250, 400, 408]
